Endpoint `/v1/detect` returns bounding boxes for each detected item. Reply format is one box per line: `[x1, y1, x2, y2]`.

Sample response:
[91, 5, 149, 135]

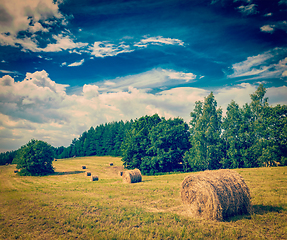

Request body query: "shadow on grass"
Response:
[52, 171, 86, 176]
[252, 204, 284, 215]
[227, 204, 285, 222]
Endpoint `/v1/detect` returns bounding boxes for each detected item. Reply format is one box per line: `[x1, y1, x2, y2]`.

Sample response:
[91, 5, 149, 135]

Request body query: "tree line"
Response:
[2, 84, 287, 175]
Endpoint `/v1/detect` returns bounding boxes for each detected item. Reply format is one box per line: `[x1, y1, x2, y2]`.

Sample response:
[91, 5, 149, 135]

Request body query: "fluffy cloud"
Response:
[0, 0, 63, 47]
[0, 0, 63, 36]
[0, 0, 88, 53]
[1, 70, 286, 152]
[227, 48, 287, 79]
[260, 25, 275, 33]
[260, 21, 287, 34]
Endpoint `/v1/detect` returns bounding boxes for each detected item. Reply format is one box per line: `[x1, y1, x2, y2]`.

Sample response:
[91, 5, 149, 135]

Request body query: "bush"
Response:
[13, 139, 54, 176]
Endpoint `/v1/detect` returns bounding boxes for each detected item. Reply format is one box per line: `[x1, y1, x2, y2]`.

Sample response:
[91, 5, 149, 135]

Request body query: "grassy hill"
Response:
[0, 156, 286, 239]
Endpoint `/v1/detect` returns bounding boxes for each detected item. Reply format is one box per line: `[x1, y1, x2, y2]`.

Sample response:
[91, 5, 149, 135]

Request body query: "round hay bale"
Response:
[180, 169, 251, 221]
[109, 162, 113, 166]
[86, 172, 91, 176]
[82, 166, 86, 169]
[91, 175, 99, 181]
[118, 171, 123, 177]
[122, 169, 142, 184]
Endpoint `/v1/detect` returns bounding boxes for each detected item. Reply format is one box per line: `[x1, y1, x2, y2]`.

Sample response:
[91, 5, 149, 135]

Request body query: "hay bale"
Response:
[82, 166, 86, 169]
[91, 175, 99, 181]
[180, 169, 251, 221]
[122, 169, 142, 183]
[118, 171, 123, 177]
[86, 172, 91, 176]
[109, 162, 113, 166]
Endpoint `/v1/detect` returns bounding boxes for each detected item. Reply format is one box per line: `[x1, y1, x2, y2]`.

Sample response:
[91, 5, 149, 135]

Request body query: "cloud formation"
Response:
[68, 59, 85, 67]
[227, 48, 287, 79]
[1, 70, 286, 152]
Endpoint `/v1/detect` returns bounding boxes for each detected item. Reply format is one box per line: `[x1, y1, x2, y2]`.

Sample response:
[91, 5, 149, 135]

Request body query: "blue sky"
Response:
[0, 0, 287, 152]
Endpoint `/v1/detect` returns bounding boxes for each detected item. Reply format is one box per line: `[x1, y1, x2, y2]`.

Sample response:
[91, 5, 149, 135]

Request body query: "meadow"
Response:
[0, 156, 286, 239]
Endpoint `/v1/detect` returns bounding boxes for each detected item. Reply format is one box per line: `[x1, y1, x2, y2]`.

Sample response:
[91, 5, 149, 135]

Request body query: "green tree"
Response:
[14, 139, 54, 176]
[183, 92, 223, 171]
[140, 118, 191, 174]
[121, 114, 162, 169]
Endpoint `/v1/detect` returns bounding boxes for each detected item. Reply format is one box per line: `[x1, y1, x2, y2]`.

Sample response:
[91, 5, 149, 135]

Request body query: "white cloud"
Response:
[88, 36, 185, 58]
[237, 4, 258, 15]
[68, 59, 85, 67]
[261, 21, 287, 34]
[89, 41, 134, 58]
[135, 36, 184, 47]
[97, 68, 197, 92]
[0, 0, 89, 53]
[0, 0, 64, 47]
[260, 25, 275, 33]
[0, 70, 21, 75]
[228, 48, 287, 79]
[264, 13, 272, 17]
[41, 35, 88, 52]
[0, 71, 286, 152]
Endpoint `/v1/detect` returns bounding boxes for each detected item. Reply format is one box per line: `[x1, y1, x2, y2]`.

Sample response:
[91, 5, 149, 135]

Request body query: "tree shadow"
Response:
[52, 171, 86, 176]
[227, 204, 284, 222]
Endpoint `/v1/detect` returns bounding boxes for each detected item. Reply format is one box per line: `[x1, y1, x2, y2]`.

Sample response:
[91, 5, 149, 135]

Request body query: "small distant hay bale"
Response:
[82, 166, 86, 169]
[180, 169, 251, 221]
[86, 172, 91, 176]
[118, 171, 123, 177]
[109, 162, 113, 166]
[54, 158, 57, 161]
[91, 175, 99, 181]
[122, 169, 142, 184]
[14, 170, 18, 173]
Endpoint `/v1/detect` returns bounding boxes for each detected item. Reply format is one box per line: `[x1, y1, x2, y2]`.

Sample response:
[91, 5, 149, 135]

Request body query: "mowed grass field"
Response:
[0, 156, 286, 240]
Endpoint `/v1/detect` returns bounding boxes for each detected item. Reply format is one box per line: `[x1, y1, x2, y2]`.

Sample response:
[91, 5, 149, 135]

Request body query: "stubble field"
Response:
[0, 156, 286, 239]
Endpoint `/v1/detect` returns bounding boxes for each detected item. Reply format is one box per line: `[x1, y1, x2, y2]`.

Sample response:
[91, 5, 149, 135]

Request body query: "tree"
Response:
[183, 92, 223, 171]
[13, 139, 54, 176]
[121, 114, 162, 169]
[140, 118, 191, 174]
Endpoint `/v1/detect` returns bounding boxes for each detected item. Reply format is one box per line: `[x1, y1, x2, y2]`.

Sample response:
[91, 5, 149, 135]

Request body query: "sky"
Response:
[0, 0, 287, 152]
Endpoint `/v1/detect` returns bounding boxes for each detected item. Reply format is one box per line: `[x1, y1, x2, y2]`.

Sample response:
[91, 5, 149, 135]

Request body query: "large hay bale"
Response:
[181, 169, 251, 221]
[122, 169, 142, 183]
[91, 175, 99, 181]
[86, 172, 91, 176]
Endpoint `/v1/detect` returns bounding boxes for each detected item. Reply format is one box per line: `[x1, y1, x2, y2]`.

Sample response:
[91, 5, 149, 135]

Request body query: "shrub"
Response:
[13, 139, 54, 176]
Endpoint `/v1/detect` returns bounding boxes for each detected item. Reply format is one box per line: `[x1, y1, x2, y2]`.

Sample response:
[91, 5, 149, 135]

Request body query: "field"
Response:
[0, 156, 286, 240]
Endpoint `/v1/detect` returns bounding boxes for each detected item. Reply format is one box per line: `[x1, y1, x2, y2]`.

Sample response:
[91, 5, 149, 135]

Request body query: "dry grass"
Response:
[122, 169, 142, 183]
[181, 169, 251, 221]
[0, 156, 286, 239]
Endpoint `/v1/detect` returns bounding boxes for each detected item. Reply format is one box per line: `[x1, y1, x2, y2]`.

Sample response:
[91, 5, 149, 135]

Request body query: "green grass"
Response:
[0, 156, 286, 239]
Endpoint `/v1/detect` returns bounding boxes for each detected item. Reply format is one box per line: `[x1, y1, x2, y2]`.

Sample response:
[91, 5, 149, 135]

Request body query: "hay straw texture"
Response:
[181, 169, 251, 221]
[82, 166, 86, 169]
[122, 169, 142, 183]
[86, 172, 91, 176]
[91, 175, 98, 181]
